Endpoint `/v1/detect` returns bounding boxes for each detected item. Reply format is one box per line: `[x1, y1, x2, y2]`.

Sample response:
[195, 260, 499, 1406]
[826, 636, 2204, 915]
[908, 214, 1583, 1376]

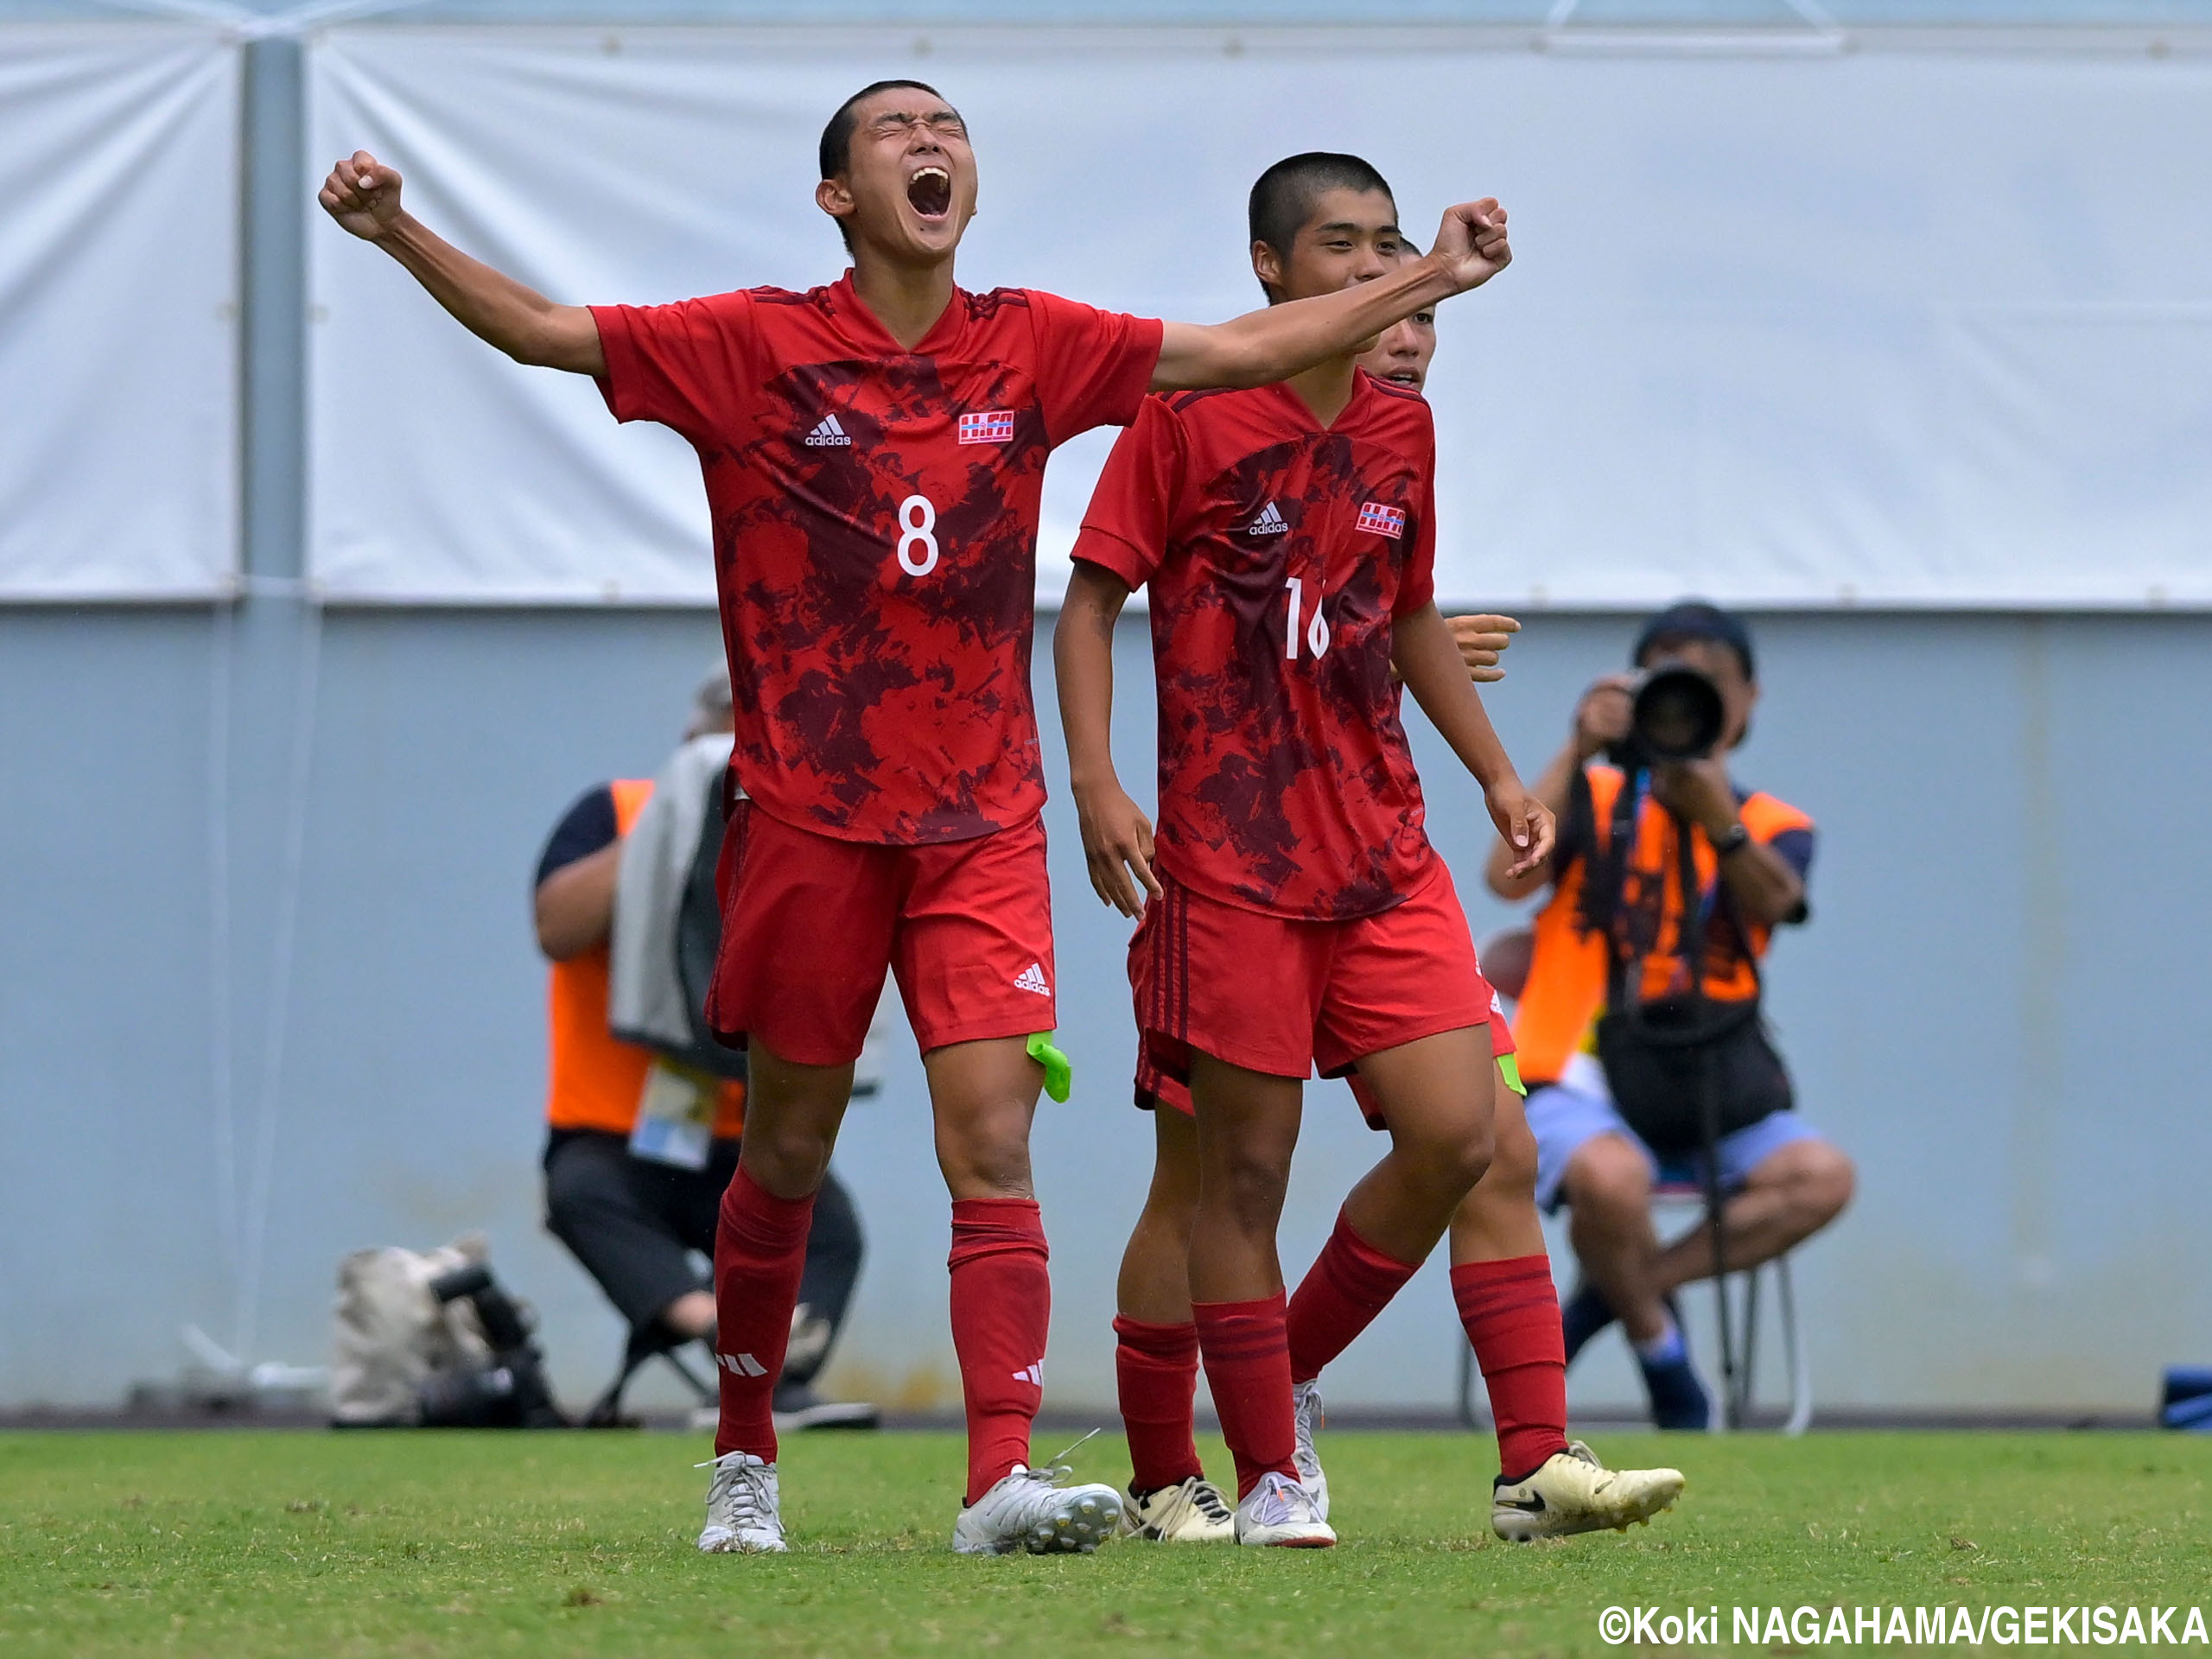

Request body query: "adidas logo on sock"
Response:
[1247, 499, 1289, 537]
[718, 1351, 769, 1377]
[1010, 1362, 1044, 1387]
[1013, 962, 1051, 996]
[802, 413, 851, 448]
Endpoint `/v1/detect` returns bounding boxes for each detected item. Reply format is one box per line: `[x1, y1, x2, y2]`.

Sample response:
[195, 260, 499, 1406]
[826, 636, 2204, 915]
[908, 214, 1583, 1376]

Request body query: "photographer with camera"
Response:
[1485, 602, 1853, 1428]
[536, 671, 873, 1431]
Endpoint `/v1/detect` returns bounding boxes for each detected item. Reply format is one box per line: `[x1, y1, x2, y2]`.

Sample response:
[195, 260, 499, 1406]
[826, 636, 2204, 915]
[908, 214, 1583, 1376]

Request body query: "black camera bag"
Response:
[1580, 767, 1793, 1159]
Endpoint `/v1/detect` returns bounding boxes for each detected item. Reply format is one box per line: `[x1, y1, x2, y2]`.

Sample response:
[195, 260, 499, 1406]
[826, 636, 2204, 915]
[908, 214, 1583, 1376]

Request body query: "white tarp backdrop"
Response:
[307, 27, 2212, 608]
[0, 25, 239, 601]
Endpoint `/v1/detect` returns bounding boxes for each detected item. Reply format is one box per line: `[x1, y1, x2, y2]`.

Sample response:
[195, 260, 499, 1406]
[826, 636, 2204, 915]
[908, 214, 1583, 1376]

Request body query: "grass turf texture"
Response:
[2, 1430, 2205, 1656]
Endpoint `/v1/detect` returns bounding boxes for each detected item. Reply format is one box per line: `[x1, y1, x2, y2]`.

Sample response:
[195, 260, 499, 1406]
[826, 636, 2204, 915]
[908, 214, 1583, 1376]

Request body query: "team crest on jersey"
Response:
[803, 413, 852, 448]
[1357, 500, 1406, 539]
[1246, 500, 1290, 537]
[959, 410, 1016, 445]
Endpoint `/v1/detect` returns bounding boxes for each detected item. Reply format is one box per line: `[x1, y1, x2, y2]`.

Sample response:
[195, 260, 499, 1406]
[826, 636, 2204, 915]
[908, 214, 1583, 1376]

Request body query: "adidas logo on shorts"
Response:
[803, 414, 852, 448]
[1014, 962, 1051, 996]
[1247, 499, 1289, 537]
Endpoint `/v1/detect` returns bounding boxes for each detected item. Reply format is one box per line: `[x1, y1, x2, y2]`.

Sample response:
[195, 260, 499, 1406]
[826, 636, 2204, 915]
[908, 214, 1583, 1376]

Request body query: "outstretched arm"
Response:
[1394, 601, 1554, 880]
[319, 151, 606, 376]
[1152, 200, 1510, 391]
[1054, 562, 1160, 918]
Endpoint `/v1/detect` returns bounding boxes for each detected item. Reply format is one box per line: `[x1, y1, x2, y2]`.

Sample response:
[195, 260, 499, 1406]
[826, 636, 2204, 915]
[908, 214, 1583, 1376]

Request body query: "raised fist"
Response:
[1428, 199, 1512, 294]
[319, 150, 404, 241]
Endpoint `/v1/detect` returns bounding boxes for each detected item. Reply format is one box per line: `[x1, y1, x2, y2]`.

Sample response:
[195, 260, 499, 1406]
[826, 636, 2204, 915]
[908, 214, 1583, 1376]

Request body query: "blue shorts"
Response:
[1527, 1055, 1827, 1213]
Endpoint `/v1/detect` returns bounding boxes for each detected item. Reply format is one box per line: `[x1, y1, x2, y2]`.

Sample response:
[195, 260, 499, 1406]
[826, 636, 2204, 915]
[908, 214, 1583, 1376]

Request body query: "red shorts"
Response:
[708, 803, 1057, 1067]
[1128, 856, 1505, 1115]
[1133, 1008, 1515, 1128]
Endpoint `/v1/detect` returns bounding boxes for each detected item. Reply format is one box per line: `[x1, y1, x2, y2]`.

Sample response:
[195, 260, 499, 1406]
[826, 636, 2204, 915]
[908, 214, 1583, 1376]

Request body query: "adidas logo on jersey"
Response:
[1247, 500, 1290, 537]
[1010, 1362, 1044, 1387]
[1014, 962, 1051, 996]
[717, 1351, 769, 1377]
[803, 413, 852, 448]
[1357, 499, 1406, 539]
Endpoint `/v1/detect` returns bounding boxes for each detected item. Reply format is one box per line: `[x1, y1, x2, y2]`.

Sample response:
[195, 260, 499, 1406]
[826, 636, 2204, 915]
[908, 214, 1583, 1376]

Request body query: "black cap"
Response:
[1632, 600, 1754, 682]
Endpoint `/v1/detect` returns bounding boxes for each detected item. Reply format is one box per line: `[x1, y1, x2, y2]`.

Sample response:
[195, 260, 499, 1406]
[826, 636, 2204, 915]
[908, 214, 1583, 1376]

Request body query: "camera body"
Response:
[1605, 661, 1726, 768]
[416, 1262, 566, 1428]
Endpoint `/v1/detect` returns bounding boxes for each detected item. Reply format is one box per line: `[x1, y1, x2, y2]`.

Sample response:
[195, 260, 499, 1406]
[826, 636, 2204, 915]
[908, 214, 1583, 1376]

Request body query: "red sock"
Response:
[1452, 1255, 1571, 1481]
[1286, 1210, 1421, 1385]
[1192, 1293, 1297, 1499]
[712, 1165, 816, 1461]
[949, 1197, 1050, 1505]
[1114, 1315, 1203, 1494]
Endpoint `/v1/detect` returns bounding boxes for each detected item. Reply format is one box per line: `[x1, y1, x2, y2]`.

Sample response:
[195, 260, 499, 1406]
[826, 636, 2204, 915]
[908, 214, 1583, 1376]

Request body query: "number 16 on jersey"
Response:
[1285, 576, 1330, 660]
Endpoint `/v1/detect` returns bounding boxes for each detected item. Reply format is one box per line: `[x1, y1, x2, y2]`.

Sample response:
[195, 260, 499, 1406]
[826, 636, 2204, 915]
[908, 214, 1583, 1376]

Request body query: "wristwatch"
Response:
[1714, 822, 1751, 858]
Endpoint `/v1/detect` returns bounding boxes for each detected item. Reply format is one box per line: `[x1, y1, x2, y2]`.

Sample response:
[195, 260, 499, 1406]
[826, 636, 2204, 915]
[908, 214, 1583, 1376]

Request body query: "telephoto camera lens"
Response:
[1630, 663, 1726, 762]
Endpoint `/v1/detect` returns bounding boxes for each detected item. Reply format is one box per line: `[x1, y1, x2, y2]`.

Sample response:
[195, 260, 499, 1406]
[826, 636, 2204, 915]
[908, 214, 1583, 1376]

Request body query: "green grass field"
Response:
[2, 1429, 2205, 1656]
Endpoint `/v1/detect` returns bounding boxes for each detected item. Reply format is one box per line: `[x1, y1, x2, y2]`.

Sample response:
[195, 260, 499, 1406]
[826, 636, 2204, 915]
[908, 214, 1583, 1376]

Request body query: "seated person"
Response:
[535, 672, 872, 1430]
[1484, 601, 1853, 1428]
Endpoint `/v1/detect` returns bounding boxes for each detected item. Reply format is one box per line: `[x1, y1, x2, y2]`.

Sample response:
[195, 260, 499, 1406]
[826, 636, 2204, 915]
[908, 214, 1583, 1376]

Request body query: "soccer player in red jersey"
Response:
[1057, 153, 1675, 1547]
[1078, 228, 1686, 1546]
[320, 83, 1515, 1556]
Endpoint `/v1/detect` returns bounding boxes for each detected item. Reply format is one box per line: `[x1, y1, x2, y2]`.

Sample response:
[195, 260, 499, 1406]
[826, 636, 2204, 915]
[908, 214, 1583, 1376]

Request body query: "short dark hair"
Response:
[818, 79, 955, 253]
[818, 79, 947, 181]
[1633, 600, 1757, 682]
[1247, 151, 1396, 300]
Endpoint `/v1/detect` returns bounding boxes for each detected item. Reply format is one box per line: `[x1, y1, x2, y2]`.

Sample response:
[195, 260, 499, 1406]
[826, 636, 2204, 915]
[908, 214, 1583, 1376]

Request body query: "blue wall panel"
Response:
[0, 604, 2203, 1413]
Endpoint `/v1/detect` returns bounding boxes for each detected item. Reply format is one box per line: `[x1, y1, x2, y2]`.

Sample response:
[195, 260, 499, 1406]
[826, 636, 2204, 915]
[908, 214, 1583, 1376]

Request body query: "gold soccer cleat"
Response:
[1490, 1440, 1685, 1543]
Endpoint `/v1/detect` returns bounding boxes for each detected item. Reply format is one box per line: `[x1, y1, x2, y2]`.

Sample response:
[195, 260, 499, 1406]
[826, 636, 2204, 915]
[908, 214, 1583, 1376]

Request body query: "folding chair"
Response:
[1650, 1174, 1812, 1435]
[582, 1321, 717, 1428]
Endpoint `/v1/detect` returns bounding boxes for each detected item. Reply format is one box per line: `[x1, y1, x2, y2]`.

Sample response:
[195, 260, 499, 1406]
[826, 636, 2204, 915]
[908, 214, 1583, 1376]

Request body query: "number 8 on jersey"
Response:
[897, 493, 940, 576]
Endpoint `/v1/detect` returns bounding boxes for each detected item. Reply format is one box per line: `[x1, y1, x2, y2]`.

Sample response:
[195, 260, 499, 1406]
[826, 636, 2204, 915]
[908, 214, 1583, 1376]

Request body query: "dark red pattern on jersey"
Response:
[1073, 374, 1440, 920]
[594, 276, 1161, 844]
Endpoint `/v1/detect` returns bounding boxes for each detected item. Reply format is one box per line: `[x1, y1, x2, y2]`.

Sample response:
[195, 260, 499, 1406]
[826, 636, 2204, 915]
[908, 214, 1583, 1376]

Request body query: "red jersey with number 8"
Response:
[1071, 374, 1440, 921]
[592, 276, 1162, 845]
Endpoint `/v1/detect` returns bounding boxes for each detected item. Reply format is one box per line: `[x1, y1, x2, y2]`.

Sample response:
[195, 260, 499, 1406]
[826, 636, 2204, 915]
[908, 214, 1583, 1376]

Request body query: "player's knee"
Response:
[1137, 1175, 1200, 1240]
[1204, 1144, 1294, 1236]
[1488, 1109, 1540, 1200]
[935, 1107, 1034, 1197]
[1395, 1117, 1493, 1202]
[741, 1121, 836, 1196]
[1440, 1123, 1496, 1196]
[939, 1142, 1033, 1199]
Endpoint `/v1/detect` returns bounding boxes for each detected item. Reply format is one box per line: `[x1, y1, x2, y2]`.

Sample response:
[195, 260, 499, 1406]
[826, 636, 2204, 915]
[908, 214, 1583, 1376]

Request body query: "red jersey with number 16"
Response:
[1071, 373, 1440, 921]
[592, 276, 1163, 845]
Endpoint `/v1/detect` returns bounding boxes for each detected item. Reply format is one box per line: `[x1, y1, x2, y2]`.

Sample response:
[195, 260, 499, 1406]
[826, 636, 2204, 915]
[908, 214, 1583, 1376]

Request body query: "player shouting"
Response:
[318, 83, 1513, 1556]
[1058, 153, 1681, 1547]
[1070, 215, 1687, 1547]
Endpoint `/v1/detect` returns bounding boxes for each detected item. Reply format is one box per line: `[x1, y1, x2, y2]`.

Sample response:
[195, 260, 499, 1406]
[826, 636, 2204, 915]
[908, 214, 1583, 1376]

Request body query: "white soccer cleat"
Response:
[1490, 1440, 1686, 1542]
[952, 1464, 1123, 1555]
[696, 1449, 788, 1554]
[1291, 1378, 1330, 1521]
[1117, 1475, 1236, 1543]
[1234, 1469, 1336, 1548]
